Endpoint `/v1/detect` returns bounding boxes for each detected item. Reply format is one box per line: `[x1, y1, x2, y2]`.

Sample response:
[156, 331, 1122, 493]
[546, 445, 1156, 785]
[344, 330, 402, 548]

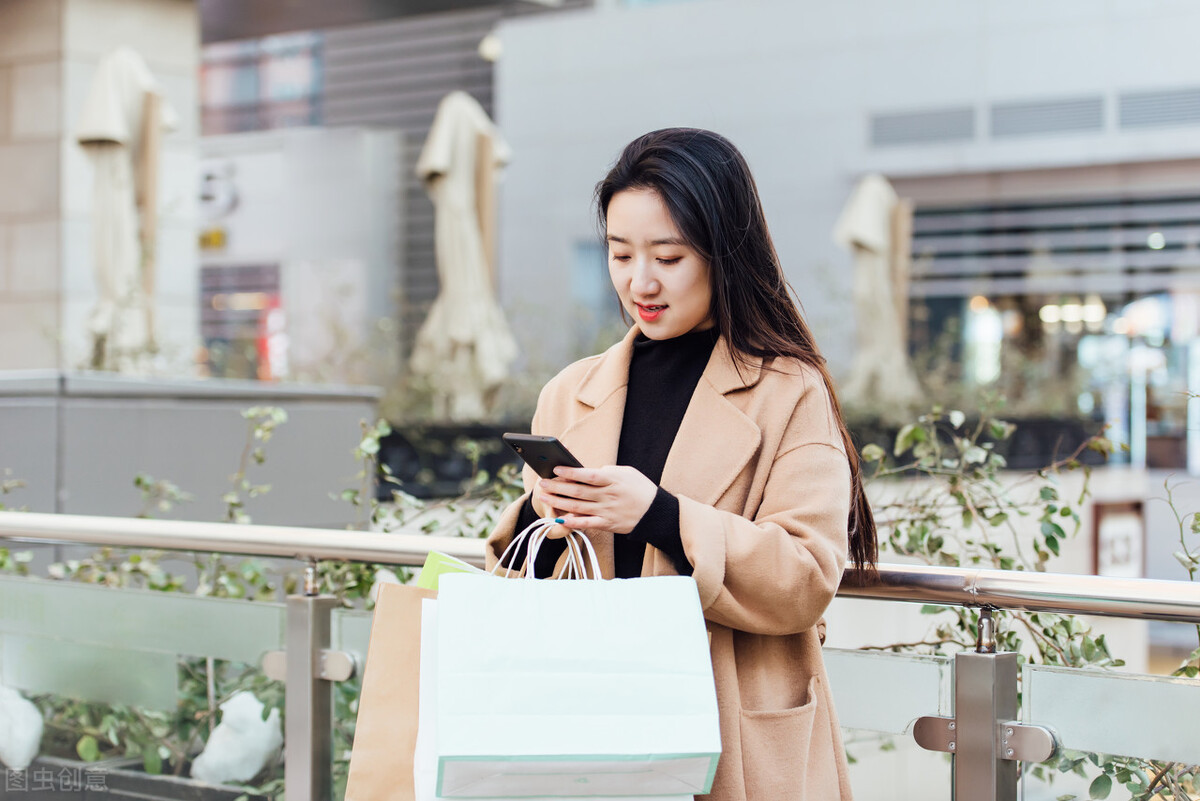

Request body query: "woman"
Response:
[485, 128, 877, 801]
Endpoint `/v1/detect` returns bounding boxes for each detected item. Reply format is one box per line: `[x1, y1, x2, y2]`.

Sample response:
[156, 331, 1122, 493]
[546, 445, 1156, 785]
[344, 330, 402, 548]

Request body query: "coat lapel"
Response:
[558, 328, 636, 468]
[661, 334, 762, 508]
[556, 328, 763, 564]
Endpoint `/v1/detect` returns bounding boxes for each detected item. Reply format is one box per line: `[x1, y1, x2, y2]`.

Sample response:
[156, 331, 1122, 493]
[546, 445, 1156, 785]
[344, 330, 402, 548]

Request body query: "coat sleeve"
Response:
[677, 386, 852, 637]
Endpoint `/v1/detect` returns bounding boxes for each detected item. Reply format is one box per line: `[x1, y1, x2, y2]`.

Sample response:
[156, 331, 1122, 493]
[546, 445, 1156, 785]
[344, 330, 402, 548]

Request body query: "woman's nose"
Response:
[630, 260, 659, 295]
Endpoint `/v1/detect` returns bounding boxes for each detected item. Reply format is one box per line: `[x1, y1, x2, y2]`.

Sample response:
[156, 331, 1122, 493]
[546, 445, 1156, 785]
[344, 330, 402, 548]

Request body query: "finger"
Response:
[539, 478, 596, 501]
[552, 466, 606, 485]
[559, 513, 607, 531]
[538, 492, 591, 517]
[541, 522, 572, 540]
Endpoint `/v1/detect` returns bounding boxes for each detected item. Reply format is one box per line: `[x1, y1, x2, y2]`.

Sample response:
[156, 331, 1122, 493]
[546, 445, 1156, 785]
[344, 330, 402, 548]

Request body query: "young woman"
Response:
[485, 128, 877, 801]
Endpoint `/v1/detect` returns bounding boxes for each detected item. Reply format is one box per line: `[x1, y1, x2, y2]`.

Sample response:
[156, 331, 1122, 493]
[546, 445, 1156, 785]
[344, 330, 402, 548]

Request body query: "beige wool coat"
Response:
[485, 326, 854, 801]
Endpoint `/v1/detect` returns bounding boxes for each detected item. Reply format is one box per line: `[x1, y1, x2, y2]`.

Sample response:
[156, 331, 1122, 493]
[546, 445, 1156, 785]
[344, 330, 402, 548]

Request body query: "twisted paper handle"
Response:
[493, 517, 602, 580]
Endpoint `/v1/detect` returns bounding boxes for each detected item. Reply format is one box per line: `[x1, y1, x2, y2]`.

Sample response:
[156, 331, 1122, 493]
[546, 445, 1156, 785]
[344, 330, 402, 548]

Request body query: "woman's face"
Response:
[606, 188, 714, 340]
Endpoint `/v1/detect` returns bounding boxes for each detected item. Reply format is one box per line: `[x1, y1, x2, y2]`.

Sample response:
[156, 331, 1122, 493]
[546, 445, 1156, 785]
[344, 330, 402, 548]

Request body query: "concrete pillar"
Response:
[0, 0, 199, 372]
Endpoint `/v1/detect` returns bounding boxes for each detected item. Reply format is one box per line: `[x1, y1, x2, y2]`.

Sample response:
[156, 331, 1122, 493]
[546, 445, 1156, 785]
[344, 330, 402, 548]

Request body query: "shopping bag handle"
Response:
[493, 518, 602, 580]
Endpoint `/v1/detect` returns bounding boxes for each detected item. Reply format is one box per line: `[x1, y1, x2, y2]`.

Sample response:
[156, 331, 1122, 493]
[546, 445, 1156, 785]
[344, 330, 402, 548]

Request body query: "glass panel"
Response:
[0, 634, 178, 708]
[844, 731, 952, 801]
[0, 575, 285, 663]
[823, 648, 951, 734]
[1025, 663, 1200, 762]
[332, 607, 373, 657]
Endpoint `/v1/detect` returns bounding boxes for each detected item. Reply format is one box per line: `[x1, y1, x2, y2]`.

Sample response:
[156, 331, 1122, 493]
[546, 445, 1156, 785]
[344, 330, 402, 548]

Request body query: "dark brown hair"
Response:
[595, 128, 877, 574]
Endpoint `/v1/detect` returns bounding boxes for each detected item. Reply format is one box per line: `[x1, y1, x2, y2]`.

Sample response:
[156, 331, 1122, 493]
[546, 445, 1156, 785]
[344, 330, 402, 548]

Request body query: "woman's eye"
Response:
[611, 253, 632, 262]
[657, 257, 682, 265]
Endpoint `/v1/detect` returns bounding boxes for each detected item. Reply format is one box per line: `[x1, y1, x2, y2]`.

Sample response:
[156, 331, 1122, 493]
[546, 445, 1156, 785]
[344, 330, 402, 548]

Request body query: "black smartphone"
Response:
[502, 433, 584, 479]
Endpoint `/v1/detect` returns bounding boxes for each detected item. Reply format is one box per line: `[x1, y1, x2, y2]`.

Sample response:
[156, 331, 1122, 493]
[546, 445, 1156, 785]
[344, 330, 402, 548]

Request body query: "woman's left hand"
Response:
[537, 465, 658, 534]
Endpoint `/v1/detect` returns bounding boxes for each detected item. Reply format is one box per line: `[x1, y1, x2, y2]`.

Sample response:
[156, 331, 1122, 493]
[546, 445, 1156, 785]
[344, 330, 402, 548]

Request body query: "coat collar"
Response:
[566, 325, 763, 509]
[575, 325, 763, 408]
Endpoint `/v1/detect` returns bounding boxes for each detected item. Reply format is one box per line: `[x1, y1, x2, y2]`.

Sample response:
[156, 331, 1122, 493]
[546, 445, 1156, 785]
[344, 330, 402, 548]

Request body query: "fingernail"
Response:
[554, 517, 565, 524]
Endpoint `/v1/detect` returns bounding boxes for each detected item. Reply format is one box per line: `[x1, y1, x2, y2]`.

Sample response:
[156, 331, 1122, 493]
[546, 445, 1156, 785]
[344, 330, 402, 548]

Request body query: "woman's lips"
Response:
[636, 302, 665, 322]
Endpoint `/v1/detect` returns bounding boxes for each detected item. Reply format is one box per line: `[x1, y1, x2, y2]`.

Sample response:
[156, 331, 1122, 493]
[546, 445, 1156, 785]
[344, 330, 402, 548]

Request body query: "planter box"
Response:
[377, 422, 524, 499]
[847, 414, 1108, 472]
[1, 757, 268, 801]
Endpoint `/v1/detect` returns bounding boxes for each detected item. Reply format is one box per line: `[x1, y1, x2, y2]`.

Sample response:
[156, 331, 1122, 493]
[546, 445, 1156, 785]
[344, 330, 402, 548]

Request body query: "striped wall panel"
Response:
[321, 7, 503, 354]
[909, 194, 1200, 298]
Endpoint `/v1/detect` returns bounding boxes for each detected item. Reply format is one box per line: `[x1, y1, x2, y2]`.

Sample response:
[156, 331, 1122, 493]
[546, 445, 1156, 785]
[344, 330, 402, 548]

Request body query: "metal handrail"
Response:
[2, 510, 1199, 624]
[0, 510, 487, 566]
[840, 563, 1200, 625]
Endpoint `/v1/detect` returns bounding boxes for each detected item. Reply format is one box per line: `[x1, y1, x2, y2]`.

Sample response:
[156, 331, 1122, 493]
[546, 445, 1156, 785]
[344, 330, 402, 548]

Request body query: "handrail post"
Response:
[912, 608, 1056, 800]
[953, 618, 1018, 800]
[285, 559, 335, 801]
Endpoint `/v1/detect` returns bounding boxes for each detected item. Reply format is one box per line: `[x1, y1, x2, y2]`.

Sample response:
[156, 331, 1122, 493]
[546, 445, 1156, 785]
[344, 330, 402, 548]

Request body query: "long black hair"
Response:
[595, 127, 877, 574]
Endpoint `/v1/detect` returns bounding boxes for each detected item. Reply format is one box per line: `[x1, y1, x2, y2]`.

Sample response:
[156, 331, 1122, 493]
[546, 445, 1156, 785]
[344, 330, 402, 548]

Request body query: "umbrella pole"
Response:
[137, 90, 162, 352]
[475, 132, 497, 292]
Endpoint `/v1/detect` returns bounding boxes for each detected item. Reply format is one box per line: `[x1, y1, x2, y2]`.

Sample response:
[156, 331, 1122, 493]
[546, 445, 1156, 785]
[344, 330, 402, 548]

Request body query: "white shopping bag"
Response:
[414, 599, 691, 801]
[432, 572, 720, 798]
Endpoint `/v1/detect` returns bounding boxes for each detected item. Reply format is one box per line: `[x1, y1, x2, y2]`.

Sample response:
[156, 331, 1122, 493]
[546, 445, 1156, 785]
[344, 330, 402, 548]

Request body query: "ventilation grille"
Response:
[1120, 87, 1200, 129]
[990, 97, 1104, 138]
[909, 194, 1200, 298]
[870, 107, 975, 147]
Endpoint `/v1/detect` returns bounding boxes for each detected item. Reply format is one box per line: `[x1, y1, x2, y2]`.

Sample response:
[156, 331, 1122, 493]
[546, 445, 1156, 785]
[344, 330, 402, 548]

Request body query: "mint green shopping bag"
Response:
[432, 572, 721, 798]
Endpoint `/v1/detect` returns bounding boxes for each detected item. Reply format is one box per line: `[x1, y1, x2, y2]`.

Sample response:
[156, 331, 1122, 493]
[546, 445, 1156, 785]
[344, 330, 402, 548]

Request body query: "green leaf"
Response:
[1088, 773, 1112, 799]
[143, 749, 163, 775]
[860, 443, 886, 463]
[989, 419, 1014, 439]
[1040, 486, 1059, 502]
[1044, 535, 1060, 556]
[963, 445, 988, 464]
[77, 734, 101, 762]
[894, 423, 926, 457]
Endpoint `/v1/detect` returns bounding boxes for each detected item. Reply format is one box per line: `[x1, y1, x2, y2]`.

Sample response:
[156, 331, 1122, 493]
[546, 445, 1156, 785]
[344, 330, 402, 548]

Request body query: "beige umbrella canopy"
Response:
[76, 47, 178, 371]
[409, 91, 518, 421]
[833, 173, 923, 409]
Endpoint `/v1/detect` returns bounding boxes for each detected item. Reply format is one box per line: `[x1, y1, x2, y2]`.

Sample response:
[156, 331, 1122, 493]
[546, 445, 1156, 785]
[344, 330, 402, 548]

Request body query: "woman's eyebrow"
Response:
[605, 234, 687, 246]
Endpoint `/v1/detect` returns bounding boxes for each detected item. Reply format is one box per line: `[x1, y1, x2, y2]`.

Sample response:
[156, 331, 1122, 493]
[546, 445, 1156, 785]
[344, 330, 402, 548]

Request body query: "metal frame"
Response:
[3, 510, 1200, 801]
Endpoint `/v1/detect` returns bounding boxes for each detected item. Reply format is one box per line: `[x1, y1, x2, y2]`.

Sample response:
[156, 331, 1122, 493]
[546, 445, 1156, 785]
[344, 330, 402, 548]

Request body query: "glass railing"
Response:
[1, 511, 1198, 801]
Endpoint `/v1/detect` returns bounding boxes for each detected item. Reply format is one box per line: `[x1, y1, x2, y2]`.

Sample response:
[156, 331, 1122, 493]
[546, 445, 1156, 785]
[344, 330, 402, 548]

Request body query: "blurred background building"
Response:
[187, 0, 1200, 474]
[4, 0, 1200, 533]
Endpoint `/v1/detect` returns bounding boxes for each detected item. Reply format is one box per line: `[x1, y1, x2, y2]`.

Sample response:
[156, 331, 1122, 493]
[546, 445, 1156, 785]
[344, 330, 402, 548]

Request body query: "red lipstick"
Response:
[636, 303, 665, 322]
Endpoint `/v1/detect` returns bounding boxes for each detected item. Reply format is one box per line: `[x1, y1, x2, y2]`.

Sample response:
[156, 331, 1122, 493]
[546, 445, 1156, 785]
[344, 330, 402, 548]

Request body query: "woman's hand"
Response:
[536, 465, 658, 534]
[529, 491, 570, 539]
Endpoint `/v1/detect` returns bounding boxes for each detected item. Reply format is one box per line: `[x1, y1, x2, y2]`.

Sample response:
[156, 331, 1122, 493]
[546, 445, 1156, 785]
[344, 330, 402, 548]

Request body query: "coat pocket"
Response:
[737, 676, 818, 800]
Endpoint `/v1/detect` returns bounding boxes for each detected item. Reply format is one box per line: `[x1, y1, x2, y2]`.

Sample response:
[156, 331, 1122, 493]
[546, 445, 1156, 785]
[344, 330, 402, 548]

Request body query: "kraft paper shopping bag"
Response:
[344, 583, 436, 801]
[433, 573, 720, 798]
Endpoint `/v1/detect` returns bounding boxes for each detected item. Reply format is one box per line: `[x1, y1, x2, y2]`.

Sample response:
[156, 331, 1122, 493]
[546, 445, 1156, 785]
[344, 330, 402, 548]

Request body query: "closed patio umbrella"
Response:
[409, 91, 518, 421]
[833, 173, 922, 410]
[76, 47, 177, 371]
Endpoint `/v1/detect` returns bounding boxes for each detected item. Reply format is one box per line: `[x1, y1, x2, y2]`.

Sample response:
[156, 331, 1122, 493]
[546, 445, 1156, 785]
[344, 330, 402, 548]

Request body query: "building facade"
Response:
[493, 0, 1200, 472]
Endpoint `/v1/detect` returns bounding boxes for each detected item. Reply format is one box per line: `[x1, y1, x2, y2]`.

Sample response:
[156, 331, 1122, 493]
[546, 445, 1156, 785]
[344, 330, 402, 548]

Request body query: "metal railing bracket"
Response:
[913, 715, 957, 753]
[260, 648, 357, 683]
[1000, 722, 1057, 762]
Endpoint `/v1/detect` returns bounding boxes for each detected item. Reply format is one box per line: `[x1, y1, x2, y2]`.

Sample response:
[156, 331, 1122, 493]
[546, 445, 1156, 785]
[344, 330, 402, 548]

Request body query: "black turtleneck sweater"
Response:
[511, 327, 719, 578]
